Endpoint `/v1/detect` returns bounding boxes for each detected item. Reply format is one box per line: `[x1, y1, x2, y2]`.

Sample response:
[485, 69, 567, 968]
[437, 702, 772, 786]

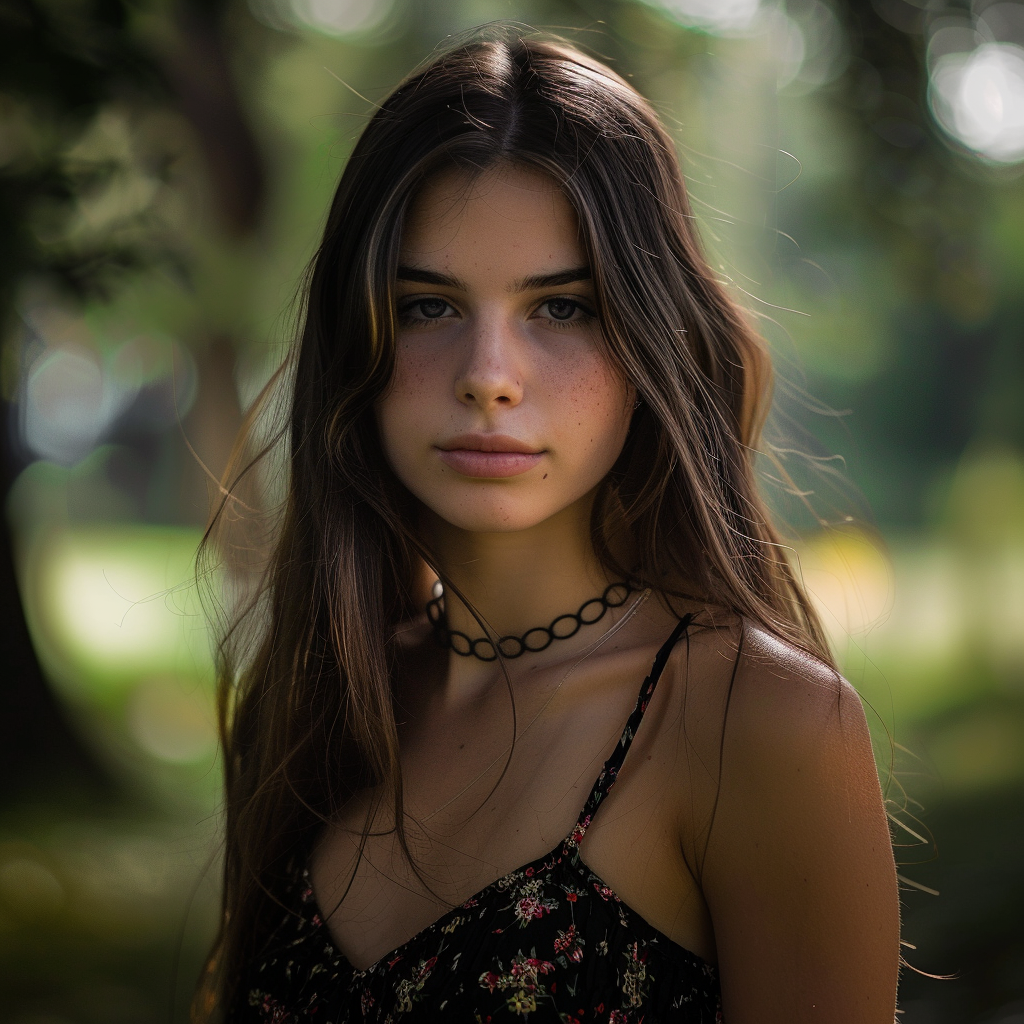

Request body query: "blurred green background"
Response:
[1, 0, 1022, 1020]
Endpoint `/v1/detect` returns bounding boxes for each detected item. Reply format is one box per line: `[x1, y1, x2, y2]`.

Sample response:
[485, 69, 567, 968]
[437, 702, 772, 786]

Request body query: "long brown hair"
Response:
[195, 27, 833, 1019]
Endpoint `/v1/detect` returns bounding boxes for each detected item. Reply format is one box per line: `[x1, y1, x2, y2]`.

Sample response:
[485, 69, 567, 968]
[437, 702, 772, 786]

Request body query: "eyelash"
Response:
[396, 297, 597, 331]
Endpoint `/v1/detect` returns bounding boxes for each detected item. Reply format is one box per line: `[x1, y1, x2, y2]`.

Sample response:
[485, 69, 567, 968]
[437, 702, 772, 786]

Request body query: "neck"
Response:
[419, 492, 622, 681]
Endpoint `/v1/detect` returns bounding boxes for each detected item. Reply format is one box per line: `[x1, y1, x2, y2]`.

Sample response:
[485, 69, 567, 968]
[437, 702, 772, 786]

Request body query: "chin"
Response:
[420, 489, 572, 535]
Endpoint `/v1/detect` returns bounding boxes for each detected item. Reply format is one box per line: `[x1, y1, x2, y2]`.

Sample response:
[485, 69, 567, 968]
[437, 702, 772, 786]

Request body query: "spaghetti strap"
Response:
[564, 613, 695, 857]
[257, 608, 722, 1021]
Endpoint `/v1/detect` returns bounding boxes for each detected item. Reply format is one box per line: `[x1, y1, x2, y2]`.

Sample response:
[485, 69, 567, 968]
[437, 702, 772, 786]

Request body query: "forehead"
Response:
[399, 163, 584, 271]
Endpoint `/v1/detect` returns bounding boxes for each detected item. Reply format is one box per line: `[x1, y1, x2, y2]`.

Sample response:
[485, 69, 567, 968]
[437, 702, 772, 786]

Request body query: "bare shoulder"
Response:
[673, 613, 869, 760]
[659, 611, 882, 856]
[731, 621, 867, 749]
[683, 617, 900, 1021]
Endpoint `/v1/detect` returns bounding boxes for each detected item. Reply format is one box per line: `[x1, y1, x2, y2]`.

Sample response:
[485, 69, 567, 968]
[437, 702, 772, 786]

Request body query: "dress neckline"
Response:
[301, 836, 715, 976]
[303, 613, 701, 976]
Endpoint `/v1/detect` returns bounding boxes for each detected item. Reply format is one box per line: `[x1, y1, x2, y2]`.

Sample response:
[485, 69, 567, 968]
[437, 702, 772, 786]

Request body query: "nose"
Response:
[454, 315, 524, 410]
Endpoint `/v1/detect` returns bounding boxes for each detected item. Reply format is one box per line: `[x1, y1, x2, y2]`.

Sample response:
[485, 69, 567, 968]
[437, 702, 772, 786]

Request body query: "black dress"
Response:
[234, 614, 723, 1022]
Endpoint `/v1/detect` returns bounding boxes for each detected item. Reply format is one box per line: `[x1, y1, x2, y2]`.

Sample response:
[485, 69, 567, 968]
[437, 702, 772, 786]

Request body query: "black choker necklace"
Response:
[426, 581, 634, 662]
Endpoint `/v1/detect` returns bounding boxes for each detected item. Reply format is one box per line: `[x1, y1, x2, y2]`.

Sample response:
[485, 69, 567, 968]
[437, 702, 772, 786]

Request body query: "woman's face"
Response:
[376, 163, 634, 535]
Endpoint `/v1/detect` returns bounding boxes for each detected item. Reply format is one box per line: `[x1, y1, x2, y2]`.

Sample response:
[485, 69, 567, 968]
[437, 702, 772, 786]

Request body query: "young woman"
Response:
[200, 30, 901, 1024]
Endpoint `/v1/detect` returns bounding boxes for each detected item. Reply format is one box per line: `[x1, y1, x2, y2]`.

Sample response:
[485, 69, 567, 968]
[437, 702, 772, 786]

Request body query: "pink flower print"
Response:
[608, 1011, 628, 1024]
[525, 866, 535, 877]
[360, 989, 375, 1015]
[480, 970, 503, 994]
[257, 994, 292, 1023]
[554, 924, 584, 963]
[509, 956, 555, 990]
[567, 815, 591, 849]
[480, 954, 554, 1003]
[594, 882, 619, 902]
[515, 895, 547, 924]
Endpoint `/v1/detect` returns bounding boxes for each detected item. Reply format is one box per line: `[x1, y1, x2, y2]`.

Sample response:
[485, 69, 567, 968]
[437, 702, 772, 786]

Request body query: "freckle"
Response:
[543, 473, 548, 479]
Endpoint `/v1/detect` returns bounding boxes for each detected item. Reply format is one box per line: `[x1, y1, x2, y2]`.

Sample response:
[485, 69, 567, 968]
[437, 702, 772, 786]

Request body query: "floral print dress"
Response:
[234, 614, 723, 1023]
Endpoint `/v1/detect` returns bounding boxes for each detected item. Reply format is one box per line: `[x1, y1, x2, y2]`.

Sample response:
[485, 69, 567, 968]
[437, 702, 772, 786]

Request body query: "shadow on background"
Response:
[1, 0, 1022, 1020]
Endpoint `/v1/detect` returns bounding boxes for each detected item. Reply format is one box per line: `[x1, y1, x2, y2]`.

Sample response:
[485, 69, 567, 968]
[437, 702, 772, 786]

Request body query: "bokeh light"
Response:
[23, 526, 211, 693]
[930, 41, 1024, 162]
[23, 347, 107, 466]
[17, 298, 198, 468]
[645, 0, 762, 35]
[249, 0, 394, 36]
[798, 528, 894, 641]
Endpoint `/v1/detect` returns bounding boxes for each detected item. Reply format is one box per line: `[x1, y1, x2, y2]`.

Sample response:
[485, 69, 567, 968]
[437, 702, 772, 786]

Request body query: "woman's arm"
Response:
[701, 626, 900, 1022]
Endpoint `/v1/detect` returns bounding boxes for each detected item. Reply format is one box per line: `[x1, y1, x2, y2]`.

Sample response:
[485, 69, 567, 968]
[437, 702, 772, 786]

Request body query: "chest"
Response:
[308, 657, 716, 972]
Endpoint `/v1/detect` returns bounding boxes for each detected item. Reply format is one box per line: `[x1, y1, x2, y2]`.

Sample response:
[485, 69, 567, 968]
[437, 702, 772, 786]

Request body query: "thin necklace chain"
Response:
[421, 587, 651, 823]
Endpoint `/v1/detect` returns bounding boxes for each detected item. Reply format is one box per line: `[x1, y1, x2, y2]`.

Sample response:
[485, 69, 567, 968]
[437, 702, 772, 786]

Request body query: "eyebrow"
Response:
[396, 265, 592, 292]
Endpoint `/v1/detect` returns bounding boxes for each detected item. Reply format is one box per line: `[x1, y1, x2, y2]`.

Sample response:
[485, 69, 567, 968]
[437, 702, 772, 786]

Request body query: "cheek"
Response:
[387, 342, 438, 405]
[545, 352, 631, 457]
[377, 345, 442, 455]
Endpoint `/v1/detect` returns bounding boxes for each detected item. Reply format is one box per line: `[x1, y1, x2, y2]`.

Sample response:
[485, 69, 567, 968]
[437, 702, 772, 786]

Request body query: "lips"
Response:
[435, 434, 544, 478]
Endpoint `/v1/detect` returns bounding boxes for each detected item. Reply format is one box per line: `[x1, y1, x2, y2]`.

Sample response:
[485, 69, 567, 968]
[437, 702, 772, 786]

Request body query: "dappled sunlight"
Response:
[22, 526, 211, 695]
[798, 527, 894, 643]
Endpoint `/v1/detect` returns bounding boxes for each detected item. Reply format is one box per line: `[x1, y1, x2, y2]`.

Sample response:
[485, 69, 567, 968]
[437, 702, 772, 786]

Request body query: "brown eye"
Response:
[537, 298, 596, 328]
[417, 298, 449, 319]
[546, 298, 577, 321]
[397, 297, 455, 325]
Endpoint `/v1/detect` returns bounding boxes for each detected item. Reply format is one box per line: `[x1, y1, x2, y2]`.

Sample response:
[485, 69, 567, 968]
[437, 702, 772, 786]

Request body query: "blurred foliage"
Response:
[0, 0, 167, 310]
[1, 0, 1024, 1021]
